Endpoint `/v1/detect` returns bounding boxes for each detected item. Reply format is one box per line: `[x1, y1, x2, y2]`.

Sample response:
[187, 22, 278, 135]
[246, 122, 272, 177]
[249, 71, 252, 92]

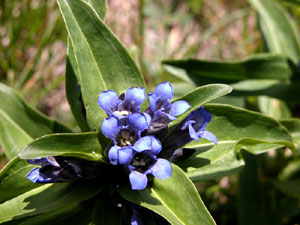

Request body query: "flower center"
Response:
[113, 110, 129, 117]
[130, 153, 156, 173]
[117, 129, 136, 147]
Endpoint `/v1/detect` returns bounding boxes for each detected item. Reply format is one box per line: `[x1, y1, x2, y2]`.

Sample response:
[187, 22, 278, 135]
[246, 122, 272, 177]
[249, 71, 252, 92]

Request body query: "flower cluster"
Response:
[98, 82, 217, 190]
[25, 82, 217, 192]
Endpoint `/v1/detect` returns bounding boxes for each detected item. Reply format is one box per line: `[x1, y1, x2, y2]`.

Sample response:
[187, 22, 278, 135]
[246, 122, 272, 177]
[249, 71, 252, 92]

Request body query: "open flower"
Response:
[147, 81, 191, 125]
[98, 87, 146, 119]
[128, 136, 172, 190]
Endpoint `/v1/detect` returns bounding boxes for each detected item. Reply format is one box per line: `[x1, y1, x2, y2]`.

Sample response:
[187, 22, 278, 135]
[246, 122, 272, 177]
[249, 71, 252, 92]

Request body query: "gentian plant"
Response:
[0, 0, 297, 224]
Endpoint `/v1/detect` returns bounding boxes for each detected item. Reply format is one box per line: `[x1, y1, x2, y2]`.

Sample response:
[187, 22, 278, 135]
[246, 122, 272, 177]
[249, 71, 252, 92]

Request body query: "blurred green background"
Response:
[1, 0, 300, 224]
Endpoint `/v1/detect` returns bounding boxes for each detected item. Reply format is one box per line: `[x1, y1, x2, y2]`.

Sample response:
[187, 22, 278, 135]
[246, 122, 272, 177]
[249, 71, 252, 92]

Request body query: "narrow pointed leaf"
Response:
[178, 104, 294, 181]
[19, 132, 108, 162]
[57, 0, 146, 130]
[163, 54, 295, 85]
[119, 164, 216, 225]
[66, 0, 106, 131]
[248, 0, 300, 63]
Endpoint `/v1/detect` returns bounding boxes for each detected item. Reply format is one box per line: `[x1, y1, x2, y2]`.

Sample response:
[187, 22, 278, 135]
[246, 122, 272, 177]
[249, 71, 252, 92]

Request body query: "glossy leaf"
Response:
[57, 0, 146, 130]
[248, 0, 300, 63]
[0, 181, 105, 223]
[169, 84, 232, 130]
[119, 164, 216, 225]
[163, 54, 295, 85]
[178, 104, 294, 181]
[65, 0, 107, 131]
[19, 132, 108, 162]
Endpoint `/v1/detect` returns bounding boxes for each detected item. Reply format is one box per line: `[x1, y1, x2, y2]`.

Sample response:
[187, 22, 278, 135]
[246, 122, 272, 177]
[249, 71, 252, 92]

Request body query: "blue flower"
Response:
[101, 113, 151, 143]
[147, 82, 191, 125]
[98, 87, 146, 119]
[160, 106, 217, 161]
[128, 136, 172, 190]
[26, 156, 103, 183]
[181, 106, 217, 144]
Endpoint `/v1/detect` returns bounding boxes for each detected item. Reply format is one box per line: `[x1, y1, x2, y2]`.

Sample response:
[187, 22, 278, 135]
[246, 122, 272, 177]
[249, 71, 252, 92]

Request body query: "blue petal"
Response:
[125, 87, 146, 106]
[128, 113, 150, 134]
[154, 82, 174, 100]
[108, 145, 119, 165]
[170, 100, 191, 116]
[189, 124, 199, 142]
[150, 136, 162, 155]
[129, 171, 148, 190]
[148, 93, 157, 112]
[133, 136, 162, 154]
[147, 159, 172, 179]
[119, 147, 134, 165]
[200, 131, 218, 144]
[101, 116, 121, 142]
[144, 113, 152, 126]
[98, 90, 120, 114]
[27, 157, 47, 165]
[26, 168, 51, 183]
[46, 156, 60, 167]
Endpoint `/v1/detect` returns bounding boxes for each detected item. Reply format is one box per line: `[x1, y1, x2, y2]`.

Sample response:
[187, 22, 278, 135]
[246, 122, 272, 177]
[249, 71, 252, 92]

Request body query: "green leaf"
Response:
[1, 203, 82, 225]
[0, 157, 38, 204]
[19, 132, 108, 162]
[283, 0, 300, 5]
[163, 54, 295, 85]
[169, 84, 232, 130]
[0, 83, 70, 138]
[248, 0, 300, 63]
[0, 109, 33, 159]
[57, 0, 146, 130]
[0, 181, 105, 223]
[119, 164, 216, 225]
[280, 118, 300, 153]
[85, 0, 107, 18]
[178, 104, 294, 181]
[237, 152, 279, 225]
[0, 83, 71, 158]
[231, 82, 300, 102]
[65, 0, 106, 131]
